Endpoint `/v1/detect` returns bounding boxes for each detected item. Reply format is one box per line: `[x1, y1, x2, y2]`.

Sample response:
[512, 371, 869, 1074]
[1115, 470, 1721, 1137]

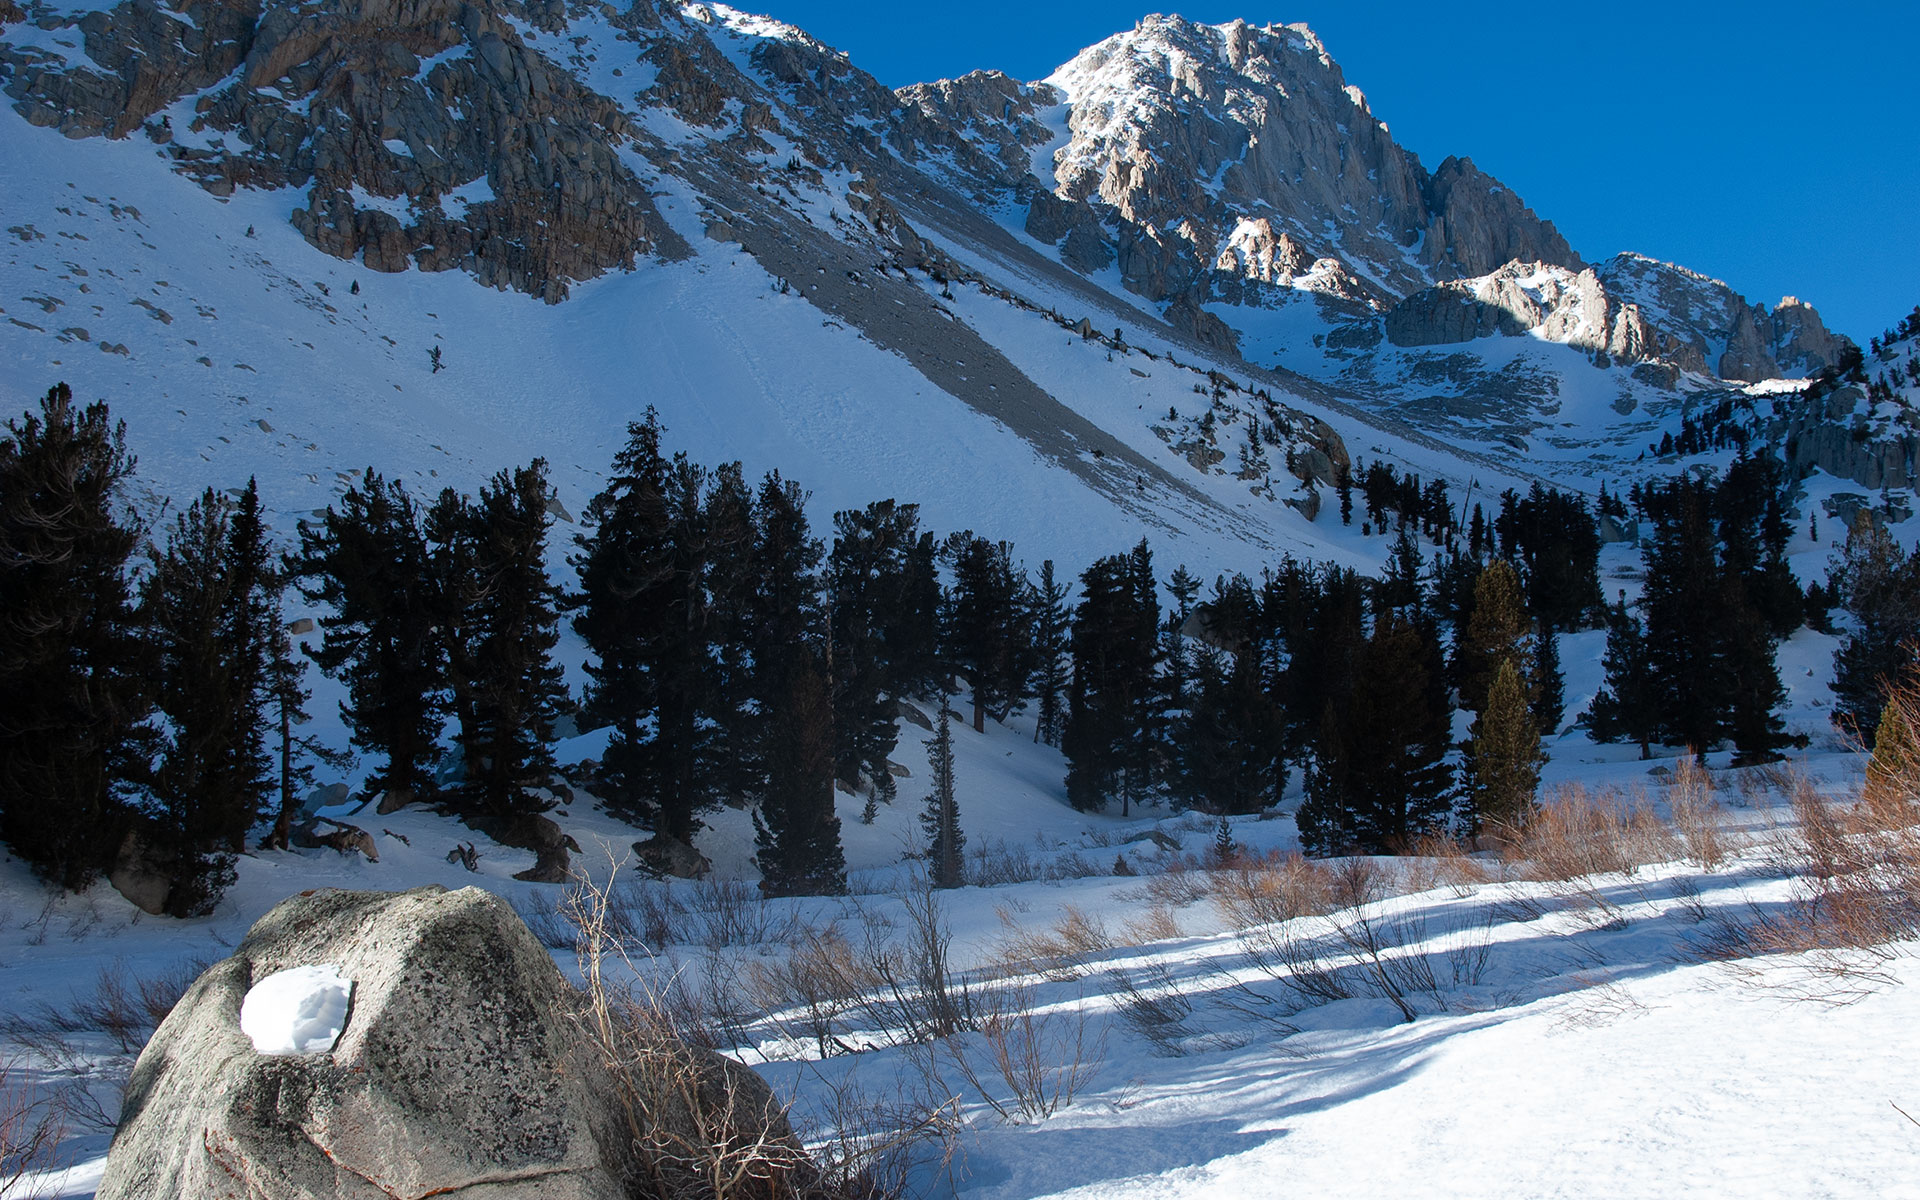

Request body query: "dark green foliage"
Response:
[1453, 559, 1535, 719]
[572, 413, 723, 839]
[1258, 559, 1366, 774]
[1586, 598, 1656, 755]
[1830, 512, 1920, 731]
[1640, 482, 1736, 751]
[1723, 579, 1792, 764]
[1464, 658, 1541, 835]
[1028, 559, 1071, 748]
[1494, 484, 1604, 629]
[1064, 541, 1160, 814]
[920, 703, 963, 888]
[441, 462, 568, 819]
[1172, 644, 1281, 815]
[754, 647, 845, 896]
[1535, 620, 1565, 735]
[0, 385, 150, 889]
[829, 500, 924, 803]
[1297, 614, 1453, 856]
[142, 483, 281, 913]
[294, 468, 445, 799]
[944, 534, 1030, 733]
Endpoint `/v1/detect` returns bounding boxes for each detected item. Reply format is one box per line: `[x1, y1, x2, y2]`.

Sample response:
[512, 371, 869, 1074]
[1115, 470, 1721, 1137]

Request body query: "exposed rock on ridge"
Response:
[1376, 256, 1855, 383]
[2, 0, 685, 300]
[1011, 16, 1580, 303]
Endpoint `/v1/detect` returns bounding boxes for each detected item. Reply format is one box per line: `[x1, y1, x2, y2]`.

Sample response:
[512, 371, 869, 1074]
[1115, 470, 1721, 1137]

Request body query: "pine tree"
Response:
[945, 534, 1028, 732]
[829, 501, 916, 804]
[1297, 614, 1453, 855]
[0, 385, 151, 889]
[920, 703, 963, 888]
[1028, 559, 1071, 747]
[1722, 577, 1791, 765]
[1465, 658, 1541, 835]
[755, 648, 845, 896]
[573, 414, 729, 837]
[1454, 559, 1535, 718]
[1172, 643, 1281, 815]
[141, 484, 280, 913]
[1830, 511, 1920, 731]
[1586, 597, 1657, 757]
[1864, 694, 1920, 812]
[1535, 619, 1565, 736]
[1064, 541, 1160, 814]
[294, 469, 445, 800]
[1640, 484, 1732, 751]
[459, 461, 568, 819]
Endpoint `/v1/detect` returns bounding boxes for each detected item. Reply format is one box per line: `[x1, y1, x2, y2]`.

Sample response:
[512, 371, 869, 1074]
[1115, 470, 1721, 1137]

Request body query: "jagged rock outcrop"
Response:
[1418, 156, 1580, 282]
[1594, 253, 1855, 383]
[2, 0, 685, 300]
[1764, 296, 1850, 376]
[1380, 258, 1854, 385]
[99, 886, 803, 1199]
[897, 69, 1061, 182]
[1022, 16, 1578, 303]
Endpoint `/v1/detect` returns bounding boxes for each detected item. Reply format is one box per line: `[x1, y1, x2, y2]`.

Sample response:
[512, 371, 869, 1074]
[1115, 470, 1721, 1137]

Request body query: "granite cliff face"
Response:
[1369, 256, 1854, 386]
[2, 0, 692, 299]
[976, 15, 1581, 308]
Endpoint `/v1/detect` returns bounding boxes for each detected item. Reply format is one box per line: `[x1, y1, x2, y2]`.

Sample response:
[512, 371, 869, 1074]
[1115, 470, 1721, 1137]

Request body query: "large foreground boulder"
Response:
[98, 886, 807, 1199]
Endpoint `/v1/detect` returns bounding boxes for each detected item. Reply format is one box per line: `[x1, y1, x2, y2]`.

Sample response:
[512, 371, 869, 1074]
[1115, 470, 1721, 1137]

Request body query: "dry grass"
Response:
[992, 905, 1113, 982]
[1669, 753, 1731, 871]
[1695, 775, 1920, 1002]
[1211, 851, 1330, 930]
[1399, 833, 1497, 897]
[1494, 784, 1680, 884]
[563, 860, 974, 1198]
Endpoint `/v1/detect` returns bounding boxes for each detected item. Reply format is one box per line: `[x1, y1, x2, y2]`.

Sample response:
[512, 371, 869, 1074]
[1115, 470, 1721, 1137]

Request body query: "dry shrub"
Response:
[942, 984, 1104, 1124]
[565, 863, 869, 1198]
[753, 890, 980, 1054]
[2, 1055, 66, 1200]
[1496, 784, 1679, 883]
[1224, 858, 1495, 1022]
[1400, 832, 1495, 896]
[1669, 753, 1730, 871]
[993, 905, 1112, 982]
[1109, 962, 1198, 1055]
[1135, 858, 1212, 907]
[1212, 851, 1329, 931]
[0, 958, 207, 1057]
[791, 1067, 963, 1200]
[519, 878, 689, 952]
[690, 878, 789, 949]
[967, 840, 1043, 888]
[1122, 904, 1182, 944]
[1699, 776, 1920, 1001]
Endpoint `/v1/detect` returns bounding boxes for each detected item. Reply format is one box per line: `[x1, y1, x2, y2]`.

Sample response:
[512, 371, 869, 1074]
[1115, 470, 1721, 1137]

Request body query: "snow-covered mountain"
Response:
[0, 0, 1886, 563]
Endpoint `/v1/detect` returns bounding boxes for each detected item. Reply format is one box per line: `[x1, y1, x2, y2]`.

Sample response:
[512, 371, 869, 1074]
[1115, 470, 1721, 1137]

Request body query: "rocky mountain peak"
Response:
[893, 12, 1577, 325]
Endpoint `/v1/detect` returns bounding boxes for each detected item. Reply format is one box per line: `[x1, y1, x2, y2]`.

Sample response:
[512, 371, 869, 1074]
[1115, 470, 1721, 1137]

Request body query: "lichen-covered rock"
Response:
[98, 886, 800, 1200]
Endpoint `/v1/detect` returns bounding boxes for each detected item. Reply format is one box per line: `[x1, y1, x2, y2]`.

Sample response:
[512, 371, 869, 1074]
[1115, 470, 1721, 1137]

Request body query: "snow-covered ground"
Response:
[6, 659, 1919, 1199]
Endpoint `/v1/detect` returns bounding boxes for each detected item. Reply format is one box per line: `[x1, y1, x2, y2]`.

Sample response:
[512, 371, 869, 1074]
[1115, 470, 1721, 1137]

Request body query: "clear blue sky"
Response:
[761, 1, 1918, 343]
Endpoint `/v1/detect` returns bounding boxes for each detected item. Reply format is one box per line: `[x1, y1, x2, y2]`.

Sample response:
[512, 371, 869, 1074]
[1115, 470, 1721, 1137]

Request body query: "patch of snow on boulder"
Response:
[239, 964, 352, 1056]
